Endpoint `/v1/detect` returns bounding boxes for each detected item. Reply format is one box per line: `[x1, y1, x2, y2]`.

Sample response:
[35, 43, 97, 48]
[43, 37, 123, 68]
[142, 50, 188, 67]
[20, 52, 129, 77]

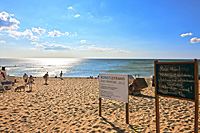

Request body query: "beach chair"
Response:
[0, 85, 6, 93]
[0, 70, 14, 91]
[129, 78, 148, 95]
[8, 75, 15, 86]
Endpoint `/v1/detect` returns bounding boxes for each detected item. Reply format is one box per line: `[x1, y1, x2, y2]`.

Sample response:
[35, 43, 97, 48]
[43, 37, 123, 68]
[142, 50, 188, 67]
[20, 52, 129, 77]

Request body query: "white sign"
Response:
[99, 73, 129, 103]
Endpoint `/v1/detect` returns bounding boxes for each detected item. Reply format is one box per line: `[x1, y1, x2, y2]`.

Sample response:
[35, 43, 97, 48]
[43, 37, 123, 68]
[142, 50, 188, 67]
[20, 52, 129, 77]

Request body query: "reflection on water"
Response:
[0, 58, 83, 77]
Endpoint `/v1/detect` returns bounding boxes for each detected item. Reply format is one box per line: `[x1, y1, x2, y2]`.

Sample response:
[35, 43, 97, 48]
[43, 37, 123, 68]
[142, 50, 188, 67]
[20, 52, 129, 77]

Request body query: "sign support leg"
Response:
[195, 99, 198, 133]
[99, 98, 102, 117]
[126, 102, 129, 124]
[194, 59, 199, 133]
[155, 95, 160, 133]
[126, 76, 129, 124]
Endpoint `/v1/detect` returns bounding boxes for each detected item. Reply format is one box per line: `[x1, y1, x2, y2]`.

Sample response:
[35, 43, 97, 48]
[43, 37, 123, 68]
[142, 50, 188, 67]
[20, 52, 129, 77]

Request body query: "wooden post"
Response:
[126, 102, 129, 124]
[126, 75, 129, 124]
[154, 60, 160, 133]
[194, 59, 199, 133]
[155, 94, 160, 133]
[99, 98, 102, 117]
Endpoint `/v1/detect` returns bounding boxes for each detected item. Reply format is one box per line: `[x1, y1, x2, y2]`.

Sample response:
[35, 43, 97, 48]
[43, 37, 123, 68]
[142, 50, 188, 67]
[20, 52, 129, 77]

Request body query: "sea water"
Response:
[0, 58, 199, 77]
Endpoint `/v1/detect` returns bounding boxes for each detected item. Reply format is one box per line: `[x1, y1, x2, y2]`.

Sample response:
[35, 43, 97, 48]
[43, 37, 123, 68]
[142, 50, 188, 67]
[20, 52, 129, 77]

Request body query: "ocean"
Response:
[0, 58, 199, 77]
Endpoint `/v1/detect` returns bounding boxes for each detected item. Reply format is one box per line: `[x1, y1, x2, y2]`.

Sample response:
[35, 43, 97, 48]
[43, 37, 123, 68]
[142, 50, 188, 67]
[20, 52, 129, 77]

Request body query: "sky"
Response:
[0, 0, 200, 59]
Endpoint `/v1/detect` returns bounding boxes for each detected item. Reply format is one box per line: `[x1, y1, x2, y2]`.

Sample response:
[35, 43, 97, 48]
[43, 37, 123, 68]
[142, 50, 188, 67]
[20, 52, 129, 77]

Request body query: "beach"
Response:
[0, 77, 199, 132]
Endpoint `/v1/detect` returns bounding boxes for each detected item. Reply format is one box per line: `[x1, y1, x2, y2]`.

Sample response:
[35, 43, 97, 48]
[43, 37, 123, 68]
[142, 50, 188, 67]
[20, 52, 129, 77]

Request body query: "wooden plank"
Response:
[99, 98, 102, 117]
[157, 94, 195, 102]
[126, 102, 129, 124]
[194, 59, 199, 133]
[154, 60, 160, 133]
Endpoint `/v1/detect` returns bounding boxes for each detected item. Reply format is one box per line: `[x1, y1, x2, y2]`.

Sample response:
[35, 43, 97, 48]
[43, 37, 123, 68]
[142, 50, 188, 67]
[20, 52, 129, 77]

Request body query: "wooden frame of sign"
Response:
[98, 74, 129, 124]
[154, 59, 199, 133]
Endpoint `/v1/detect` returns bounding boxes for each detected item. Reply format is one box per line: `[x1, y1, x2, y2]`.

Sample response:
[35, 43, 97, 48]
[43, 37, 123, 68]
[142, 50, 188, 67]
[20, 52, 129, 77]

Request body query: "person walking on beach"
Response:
[43, 72, 49, 85]
[60, 71, 63, 79]
[28, 75, 34, 91]
[23, 73, 28, 83]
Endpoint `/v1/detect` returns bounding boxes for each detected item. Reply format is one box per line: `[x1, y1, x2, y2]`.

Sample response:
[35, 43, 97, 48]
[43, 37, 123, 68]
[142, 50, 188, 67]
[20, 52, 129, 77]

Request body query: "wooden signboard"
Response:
[154, 59, 199, 133]
[99, 73, 129, 124]
[156, 62, 195, 100]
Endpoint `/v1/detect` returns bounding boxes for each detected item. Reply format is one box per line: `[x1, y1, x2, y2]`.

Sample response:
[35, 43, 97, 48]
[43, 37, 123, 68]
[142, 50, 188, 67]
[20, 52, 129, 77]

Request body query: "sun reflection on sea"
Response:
[30, 58, 81, 66]
[21, 58, 84, 77]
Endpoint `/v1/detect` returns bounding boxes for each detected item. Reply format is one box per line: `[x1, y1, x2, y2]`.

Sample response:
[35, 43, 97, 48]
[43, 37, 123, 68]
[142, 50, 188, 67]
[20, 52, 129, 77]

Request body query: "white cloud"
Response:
[80, 40, 86, 44]
[181, 32, 192, 37]
[0, 40, 5, 43]
[31, 42, 43, 47]
[67, 6, 73, 10]
[74, 32, 77, 36]
[48, 30, 63, 37]
[190, 37, 200, 43]
[75, 45, 88, 50]
[23, 29, 34, 40]
[113, 50, 130, 53]
[9, 34, 19, 40]
[87, 12, 93, 18]
[7, 29, 39, 41]
[31, 42, 73, 51]
[88, 46, 113, 51]
[30, 36, 39, 41]
[0, 11, 20, 31]
[65, 32, 69, 36]
[7, 30, 21, 39]
[32, 27, 46, 35]
[69, 32, 78, 37]
[7, 30, 21, 36]
[22, 29, 39, 41]
[44, 43, 72, 50]
[74, 14, 80, 18]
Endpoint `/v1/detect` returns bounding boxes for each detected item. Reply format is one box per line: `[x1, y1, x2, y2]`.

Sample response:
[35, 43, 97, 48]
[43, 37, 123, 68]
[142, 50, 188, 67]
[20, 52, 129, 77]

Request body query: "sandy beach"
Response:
[0, 77, 199, 132]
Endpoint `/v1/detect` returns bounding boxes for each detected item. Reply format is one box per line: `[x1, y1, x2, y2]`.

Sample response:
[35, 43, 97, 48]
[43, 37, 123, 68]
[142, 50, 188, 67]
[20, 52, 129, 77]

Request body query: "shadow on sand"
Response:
[133, 93, 155, 99]
[101, 116, 140, 132]
[26, 90, 32, 93]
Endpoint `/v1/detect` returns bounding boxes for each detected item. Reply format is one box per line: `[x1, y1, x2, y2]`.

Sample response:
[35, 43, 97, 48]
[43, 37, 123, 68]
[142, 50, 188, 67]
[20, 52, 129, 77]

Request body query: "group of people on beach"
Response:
[23, 71, 63, 91]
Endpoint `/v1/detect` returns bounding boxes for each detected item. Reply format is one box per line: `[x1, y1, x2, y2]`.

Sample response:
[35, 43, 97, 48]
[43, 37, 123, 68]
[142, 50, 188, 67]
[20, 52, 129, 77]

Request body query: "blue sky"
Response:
[0, 0, 200, 59]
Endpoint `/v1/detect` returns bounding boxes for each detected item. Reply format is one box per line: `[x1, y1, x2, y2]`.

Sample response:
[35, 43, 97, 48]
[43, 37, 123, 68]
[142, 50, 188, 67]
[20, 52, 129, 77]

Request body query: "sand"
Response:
[0, 77, 199, 132]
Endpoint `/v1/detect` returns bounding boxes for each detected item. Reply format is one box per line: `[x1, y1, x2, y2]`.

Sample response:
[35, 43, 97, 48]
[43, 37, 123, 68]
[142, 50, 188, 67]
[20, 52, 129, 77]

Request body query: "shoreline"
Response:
[0, 77, 199, 132]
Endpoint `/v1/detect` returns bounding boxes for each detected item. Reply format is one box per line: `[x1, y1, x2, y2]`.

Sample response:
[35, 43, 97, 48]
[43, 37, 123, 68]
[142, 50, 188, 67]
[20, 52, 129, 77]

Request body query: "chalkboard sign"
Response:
[155, 62, 195, 100]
